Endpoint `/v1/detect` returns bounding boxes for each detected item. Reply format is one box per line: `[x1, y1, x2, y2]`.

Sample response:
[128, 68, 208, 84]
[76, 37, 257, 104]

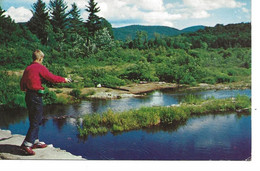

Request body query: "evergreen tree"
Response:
[0, 6, 14, 30]
[68, 3, 85, 36]
[0, 6, 6, 22]
[49, 0, 68, 33]
[0, 6, 13, 43]
[27, 0, 50, 45]
[65, 3, 87, 57]
[69, 3, 82, 23]
[85, 0, 101, 37]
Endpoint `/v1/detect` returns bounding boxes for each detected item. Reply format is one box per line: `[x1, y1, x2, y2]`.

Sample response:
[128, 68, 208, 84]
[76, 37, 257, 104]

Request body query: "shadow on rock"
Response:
[0, 144, 28, 157]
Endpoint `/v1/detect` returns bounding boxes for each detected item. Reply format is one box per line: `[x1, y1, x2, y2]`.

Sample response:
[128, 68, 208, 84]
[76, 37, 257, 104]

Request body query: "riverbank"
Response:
[78, 95, 251, 137]
[50, 81, 251, 102]
[0, 129, 84, 160]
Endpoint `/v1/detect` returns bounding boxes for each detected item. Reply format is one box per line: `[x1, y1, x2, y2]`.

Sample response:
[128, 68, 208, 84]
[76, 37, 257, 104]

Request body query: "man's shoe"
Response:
[21, 145, 35, 155]
[32, 142, 47, 149]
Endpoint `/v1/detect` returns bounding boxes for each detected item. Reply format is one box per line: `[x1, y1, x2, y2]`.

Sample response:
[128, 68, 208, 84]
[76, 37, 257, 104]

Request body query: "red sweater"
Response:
[20, 62, 66, 91]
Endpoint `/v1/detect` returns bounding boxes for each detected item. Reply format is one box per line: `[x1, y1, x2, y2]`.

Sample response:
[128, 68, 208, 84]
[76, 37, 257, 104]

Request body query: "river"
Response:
[0, 88, 251, 160]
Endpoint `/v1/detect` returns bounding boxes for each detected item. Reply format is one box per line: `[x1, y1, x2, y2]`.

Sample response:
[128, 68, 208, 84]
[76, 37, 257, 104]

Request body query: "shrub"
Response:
[87, 67, 126, 87]
[235, 95, 251, 109]
[112, 124, 124, 132]
[13, 94, 26, 108]
[55, 89, 63, 94]
[155, 63, 174, 82]
[43, 85, 57, 105]
[201, 77, 217, 84]
[83, 76, 95, 88]
[70, 89, 81, 98]
[94, 75, 126, 88]
[215, 72, 234, 83]
[120, 62, 159, 82]
[56, 96, 70, 104]
[0, 72, 26, 109]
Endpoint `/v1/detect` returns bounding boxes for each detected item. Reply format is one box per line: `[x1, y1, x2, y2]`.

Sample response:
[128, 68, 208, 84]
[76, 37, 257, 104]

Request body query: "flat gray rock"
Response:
[0, 129, 12, 140]
[0, 130, 85, 160]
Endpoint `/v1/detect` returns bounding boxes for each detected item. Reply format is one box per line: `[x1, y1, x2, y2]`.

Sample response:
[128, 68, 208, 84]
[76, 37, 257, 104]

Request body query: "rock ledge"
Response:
[0, 129, 85, 160]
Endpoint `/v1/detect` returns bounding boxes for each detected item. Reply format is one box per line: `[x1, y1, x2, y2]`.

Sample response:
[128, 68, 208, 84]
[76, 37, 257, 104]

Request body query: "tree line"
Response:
[0, 0, 113, 54]
[0, 0, 251, 60]
[122, 23, 251, 50]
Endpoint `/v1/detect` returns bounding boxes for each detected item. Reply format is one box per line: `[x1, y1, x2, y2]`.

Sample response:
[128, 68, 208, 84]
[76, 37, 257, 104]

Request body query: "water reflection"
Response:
[53, 118, 67, 131]
[162, 88, 251, 103]
[0, 109, 27, 128]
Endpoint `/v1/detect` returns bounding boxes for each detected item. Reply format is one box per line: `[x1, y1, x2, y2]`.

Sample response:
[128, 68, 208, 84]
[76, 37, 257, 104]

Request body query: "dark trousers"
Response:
[24, 91, 43, 145]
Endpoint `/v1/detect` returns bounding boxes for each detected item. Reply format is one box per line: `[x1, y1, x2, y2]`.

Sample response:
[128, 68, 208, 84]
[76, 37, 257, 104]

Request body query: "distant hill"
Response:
[180, 25, 205, 33]
[112, 25, 205, 41]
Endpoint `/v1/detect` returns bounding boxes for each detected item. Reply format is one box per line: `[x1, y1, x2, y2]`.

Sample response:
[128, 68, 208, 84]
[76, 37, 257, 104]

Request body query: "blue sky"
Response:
[0, 0, 251, 29]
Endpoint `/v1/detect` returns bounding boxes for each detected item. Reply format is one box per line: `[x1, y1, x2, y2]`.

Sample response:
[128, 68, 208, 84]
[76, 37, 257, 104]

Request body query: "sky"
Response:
[0, 0, 251, 29]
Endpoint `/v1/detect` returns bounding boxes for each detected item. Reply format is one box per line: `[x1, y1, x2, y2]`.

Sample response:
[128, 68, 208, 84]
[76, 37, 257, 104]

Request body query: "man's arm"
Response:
[40, 65, 67, 83]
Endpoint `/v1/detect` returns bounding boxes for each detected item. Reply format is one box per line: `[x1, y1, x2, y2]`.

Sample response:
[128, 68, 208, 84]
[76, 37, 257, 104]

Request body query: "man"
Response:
[20, 49, 72, 155]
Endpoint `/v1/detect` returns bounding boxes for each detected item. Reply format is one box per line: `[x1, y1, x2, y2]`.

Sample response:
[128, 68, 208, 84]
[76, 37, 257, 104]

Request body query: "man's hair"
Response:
[32, 49, 44, 61]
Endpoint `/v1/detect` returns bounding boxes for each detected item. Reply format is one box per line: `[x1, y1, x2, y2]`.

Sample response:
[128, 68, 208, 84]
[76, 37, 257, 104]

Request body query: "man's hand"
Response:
[65, 77, 73, 83]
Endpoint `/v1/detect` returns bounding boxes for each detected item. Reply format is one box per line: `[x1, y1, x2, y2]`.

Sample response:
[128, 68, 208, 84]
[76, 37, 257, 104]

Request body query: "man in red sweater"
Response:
[20, 49, 71, 155]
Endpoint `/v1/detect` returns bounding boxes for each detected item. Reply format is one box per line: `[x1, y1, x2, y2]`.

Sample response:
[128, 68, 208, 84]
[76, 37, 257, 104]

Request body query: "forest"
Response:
[0, 0, 251, 109]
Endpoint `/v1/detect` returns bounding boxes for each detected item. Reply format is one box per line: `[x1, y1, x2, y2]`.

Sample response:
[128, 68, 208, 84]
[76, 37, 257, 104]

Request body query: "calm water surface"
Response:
[0, 89, 251, 160]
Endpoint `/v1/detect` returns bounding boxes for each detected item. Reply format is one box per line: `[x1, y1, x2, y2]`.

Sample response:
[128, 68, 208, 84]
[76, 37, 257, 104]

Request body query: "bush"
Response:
[55, 89, 63, 93]
[0, 46, 32, 69]
[82, 76, 95, 88]
[56, 96, 70, 104]
[120, 62, 159, 82]
[87, 67, 126, 87]
[112, 124, 124, 132]
[0, 72, 26, 109]
[46, 64, 67, 77]
[70, 89, 81, 98]
[235, 95, 251, 109]
[43, 85, 57, 105]
[94, 75, 126, 88]
[201, 77, 217, 84]
[155, 63, 175, 82]
[215, 72, 234, 83]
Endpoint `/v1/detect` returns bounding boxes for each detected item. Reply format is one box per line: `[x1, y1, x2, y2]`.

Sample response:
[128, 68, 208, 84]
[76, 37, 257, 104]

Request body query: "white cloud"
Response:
[3, 0, 250, 28]
[178, 0, 247, 19]
[141, 11, 182, 26]
[91, 0, 248, 27]
[4, 6, 32, 23]
[242, 7, 249, 13]
[183, 0, 245, 10]
[192, 10, 211, 19]
[130, 0, 165, 11]
[91, 0, 182, 27]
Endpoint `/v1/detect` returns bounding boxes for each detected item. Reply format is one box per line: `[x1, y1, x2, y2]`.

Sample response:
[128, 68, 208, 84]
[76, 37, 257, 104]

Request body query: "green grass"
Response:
[78, 95, 251, 137]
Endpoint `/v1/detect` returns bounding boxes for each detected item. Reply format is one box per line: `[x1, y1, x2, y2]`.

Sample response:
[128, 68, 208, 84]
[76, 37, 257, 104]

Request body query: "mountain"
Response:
[112, 25, 205, 41]
[180, 25, 205, 33]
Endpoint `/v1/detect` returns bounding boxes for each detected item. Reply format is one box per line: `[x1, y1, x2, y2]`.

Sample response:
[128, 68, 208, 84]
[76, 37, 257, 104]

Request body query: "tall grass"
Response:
[78, 95, 251, 137]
